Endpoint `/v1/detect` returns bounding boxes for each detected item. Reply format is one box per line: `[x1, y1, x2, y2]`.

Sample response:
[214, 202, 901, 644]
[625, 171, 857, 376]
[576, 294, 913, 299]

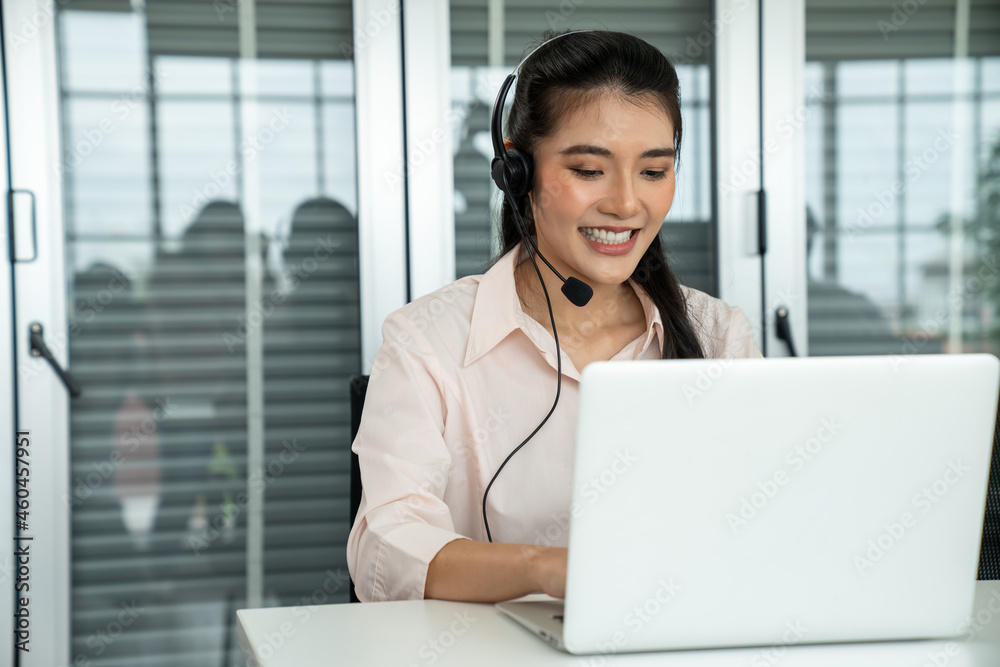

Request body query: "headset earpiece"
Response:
[489, 155, 507, 194]
[495, 147, 533, 198]
[490, 72, 533, 199]
[490, 66, 536, 201]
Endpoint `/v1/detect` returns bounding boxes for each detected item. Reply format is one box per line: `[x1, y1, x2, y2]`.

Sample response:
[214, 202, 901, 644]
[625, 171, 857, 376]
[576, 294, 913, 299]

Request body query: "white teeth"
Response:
[580, 227, 633, 245]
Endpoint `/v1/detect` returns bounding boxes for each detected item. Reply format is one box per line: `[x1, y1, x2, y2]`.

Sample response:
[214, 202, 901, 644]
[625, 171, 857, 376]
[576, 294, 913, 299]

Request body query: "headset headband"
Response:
[489, 30, 594, 161]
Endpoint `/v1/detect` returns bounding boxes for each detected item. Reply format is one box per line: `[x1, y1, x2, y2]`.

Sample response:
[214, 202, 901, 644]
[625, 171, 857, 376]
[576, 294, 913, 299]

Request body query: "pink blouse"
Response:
[347, 244, 763, 602]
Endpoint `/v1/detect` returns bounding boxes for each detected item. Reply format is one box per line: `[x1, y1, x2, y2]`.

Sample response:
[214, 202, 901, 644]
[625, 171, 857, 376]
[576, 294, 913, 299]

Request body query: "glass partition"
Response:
[803, 0, 1000, 357]
[58, 1, 360, 664]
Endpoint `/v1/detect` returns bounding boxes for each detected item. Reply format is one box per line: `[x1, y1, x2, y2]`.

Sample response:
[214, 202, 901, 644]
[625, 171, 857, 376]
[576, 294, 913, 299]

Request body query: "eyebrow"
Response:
[558, 144, 676, 159]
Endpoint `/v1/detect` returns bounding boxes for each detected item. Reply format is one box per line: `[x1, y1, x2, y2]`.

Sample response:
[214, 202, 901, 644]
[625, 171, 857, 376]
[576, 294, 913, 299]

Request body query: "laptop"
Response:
[497, 353, 1000, 655]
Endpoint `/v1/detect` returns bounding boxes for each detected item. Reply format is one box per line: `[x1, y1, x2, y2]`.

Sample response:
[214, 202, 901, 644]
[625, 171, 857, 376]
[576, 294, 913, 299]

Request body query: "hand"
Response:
[524, 545, 568, 598]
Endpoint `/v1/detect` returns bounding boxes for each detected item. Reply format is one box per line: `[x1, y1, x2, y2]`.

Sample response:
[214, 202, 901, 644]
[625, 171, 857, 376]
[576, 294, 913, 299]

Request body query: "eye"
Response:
[643, 169, 671, 180]
[571, 169, 602, 179]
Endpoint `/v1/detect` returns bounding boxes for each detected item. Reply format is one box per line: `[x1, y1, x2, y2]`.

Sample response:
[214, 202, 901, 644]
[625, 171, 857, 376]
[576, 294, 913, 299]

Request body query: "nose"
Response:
[599, 171, 640, 219]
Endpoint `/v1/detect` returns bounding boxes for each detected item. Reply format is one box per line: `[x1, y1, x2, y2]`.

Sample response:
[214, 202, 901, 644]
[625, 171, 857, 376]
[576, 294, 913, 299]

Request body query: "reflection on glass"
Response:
[64, 98, 152, 238]
[60, 4, 359, 665]
[804, 26, 1000, 357]
[158, 99, 236, 238]
[60, 11, 147, 93]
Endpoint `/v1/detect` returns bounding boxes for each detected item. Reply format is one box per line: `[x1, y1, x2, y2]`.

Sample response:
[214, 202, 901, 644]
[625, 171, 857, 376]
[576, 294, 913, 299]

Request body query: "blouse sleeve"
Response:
[719, 305, 763, 359]
[687, 285, 763, 359]
[346, 310, 469, 602]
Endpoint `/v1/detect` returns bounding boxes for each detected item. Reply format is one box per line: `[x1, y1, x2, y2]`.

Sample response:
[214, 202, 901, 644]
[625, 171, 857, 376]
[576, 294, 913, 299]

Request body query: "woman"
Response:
[347, 29, 761, 603]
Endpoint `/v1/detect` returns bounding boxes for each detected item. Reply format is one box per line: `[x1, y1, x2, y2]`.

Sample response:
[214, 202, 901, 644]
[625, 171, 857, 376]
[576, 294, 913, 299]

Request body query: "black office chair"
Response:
[348, 375, 369, 602]
[978, 394, 1000, 579]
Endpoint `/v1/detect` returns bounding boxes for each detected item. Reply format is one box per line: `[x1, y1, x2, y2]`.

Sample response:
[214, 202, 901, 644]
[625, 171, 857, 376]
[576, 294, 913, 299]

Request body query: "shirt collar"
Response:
[630, 277, 665, 359]
[464, 242, 664, 369]
[464, 244, 525, 367]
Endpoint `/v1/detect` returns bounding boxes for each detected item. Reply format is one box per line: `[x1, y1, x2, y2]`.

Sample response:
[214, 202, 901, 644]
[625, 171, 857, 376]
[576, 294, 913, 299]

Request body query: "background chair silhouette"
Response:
[348, 375, 369, 602]
[978, 396, 1000, 579]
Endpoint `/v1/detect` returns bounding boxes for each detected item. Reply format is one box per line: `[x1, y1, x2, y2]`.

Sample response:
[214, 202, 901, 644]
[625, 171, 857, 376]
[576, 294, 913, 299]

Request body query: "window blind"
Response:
[62, 2, 359, 665]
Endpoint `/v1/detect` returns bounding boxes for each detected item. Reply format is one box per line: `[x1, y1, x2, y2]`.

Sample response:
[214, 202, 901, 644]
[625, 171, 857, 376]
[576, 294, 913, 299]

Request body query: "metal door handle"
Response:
[775, 306, 797, 357]
[10, 189, 38, 262]
[29, 322, 81, 397]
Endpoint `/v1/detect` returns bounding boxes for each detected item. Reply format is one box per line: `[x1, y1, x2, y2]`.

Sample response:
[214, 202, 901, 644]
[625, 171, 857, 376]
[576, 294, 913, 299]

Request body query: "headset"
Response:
[481, 30, 595, 543]
[489, 32, 595, 310]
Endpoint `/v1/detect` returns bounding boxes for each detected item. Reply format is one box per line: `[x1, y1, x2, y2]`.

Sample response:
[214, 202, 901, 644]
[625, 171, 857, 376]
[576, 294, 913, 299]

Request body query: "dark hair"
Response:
[495, 29, 704, 359]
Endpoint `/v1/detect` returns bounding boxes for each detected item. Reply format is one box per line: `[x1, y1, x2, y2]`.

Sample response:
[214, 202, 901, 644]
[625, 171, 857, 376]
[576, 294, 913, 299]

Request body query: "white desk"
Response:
[237, 582, 1000, 666]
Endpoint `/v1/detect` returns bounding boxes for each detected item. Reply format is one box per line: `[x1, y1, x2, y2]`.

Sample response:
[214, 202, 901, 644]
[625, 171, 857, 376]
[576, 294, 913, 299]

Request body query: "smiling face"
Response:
[525, 91, 677, 289]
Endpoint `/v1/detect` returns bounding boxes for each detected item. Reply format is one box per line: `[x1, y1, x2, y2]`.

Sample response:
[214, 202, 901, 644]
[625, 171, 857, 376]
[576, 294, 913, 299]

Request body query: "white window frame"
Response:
[402, 0, 455, 301]
[761, 0, 808, 357]
[0, 24, 16, 667]
[356, 0, 410, 371]
[3, 1, 73, 664]
[715, 0, 764, 341]
[715, 0, 807, 357]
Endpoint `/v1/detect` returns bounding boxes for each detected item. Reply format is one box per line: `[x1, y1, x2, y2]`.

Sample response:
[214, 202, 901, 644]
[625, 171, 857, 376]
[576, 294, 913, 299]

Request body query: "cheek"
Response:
[651, 179, 676, 210]
[536, 170, 590, 213]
